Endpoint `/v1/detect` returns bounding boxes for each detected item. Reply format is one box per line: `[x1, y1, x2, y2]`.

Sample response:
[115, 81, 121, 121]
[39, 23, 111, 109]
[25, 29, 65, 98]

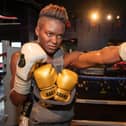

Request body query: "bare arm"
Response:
[9, 52, 27, 106]
[64, 45, 121, 68]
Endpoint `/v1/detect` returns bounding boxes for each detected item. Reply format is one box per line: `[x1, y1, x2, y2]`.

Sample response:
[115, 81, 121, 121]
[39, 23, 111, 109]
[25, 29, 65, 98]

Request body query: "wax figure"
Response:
[10, 4, 79, 126]
[9, 3, 126, 126]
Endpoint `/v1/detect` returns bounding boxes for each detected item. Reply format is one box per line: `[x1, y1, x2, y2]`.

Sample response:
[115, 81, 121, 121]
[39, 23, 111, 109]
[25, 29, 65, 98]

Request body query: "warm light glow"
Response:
[116, 15, 120, 20]
[90, 12, 99, 22]
[106, 14, 112, 21]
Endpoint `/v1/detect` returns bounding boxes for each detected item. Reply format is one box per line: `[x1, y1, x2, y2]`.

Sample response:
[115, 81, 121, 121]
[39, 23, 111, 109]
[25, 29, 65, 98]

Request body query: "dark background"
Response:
[0, 1, 126, 124]
[1, 0, 126, 51]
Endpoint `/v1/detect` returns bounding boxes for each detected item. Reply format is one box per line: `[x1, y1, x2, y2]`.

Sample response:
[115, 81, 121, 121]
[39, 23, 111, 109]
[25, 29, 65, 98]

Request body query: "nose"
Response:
[51, 35, 57, 44]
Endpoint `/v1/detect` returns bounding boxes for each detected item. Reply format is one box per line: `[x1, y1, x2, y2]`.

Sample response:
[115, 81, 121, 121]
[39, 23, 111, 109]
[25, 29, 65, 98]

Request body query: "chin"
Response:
[47, 50, 55, 55]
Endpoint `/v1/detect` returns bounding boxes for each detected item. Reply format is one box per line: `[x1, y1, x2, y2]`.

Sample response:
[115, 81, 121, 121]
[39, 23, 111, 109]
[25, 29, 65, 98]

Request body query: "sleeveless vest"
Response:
[30, 48, 76, 124]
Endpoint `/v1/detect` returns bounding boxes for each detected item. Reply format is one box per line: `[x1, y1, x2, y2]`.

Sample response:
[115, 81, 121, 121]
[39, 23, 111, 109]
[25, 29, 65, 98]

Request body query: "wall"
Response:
[66, 18, 126, 52]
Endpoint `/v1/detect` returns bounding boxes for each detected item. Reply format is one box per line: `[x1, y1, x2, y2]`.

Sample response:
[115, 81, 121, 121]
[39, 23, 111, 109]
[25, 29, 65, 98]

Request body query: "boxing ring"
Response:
[72, 74, 126, 126]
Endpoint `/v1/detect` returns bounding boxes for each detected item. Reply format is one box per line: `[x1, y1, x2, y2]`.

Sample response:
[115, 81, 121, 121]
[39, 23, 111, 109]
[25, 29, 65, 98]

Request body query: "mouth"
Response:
[48, 44, 57, 51]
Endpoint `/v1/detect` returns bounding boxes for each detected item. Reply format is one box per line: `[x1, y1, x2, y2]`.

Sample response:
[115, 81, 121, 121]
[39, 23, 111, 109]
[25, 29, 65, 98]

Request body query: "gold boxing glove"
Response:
[33, 64, 57, 100]
[54, 69, 78, 102]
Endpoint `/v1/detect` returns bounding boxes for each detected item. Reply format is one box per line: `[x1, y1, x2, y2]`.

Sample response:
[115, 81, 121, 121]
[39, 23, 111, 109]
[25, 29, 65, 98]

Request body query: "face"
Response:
[35, 17, 65, 55]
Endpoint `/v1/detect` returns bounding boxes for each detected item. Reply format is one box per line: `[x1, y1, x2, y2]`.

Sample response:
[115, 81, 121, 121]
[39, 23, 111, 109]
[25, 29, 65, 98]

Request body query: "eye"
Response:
[47, 32, 53, 37]
[57, 34, 63, 40]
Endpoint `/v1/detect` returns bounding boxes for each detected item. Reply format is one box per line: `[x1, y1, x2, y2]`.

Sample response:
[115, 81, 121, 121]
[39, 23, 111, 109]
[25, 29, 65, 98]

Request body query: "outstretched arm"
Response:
[64, 45, 122, 68]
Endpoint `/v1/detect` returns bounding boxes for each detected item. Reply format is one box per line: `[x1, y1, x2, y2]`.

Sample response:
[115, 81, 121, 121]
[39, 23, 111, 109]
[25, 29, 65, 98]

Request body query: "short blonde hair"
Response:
[39, 4, 69, 24]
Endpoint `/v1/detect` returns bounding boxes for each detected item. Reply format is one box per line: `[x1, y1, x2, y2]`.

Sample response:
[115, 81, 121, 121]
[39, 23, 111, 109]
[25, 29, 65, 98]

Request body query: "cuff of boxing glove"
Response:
[54, 88, 70, 102]
[13, 75, 31, 95]
[119, 42, 126, 61]
[40, 84, 57, 100]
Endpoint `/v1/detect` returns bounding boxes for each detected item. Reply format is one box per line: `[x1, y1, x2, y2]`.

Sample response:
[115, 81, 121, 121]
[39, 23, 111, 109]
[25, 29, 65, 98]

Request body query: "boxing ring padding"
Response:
[72, 74, 126, 126]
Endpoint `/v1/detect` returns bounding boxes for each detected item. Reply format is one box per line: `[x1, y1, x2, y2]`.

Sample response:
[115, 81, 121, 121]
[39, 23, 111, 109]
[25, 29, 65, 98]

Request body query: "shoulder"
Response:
[64, 51, 82, 67]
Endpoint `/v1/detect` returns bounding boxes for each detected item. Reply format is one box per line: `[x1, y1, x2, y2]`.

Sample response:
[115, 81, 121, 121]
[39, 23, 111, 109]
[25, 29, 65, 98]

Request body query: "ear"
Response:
[35, 26, 39, 36]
